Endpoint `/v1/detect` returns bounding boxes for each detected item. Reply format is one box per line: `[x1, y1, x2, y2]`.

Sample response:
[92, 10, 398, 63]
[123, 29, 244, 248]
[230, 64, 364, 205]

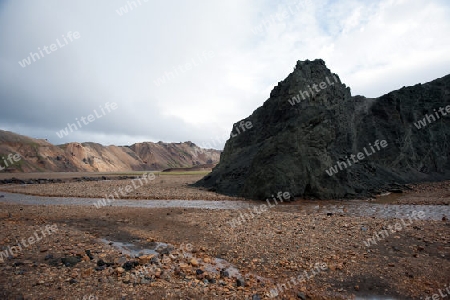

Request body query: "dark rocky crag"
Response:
[196, 59, 450, 199]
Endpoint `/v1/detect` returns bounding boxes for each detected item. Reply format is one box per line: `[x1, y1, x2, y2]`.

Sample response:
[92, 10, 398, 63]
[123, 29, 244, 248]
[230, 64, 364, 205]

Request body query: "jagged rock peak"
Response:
[196, 59, 450, 200]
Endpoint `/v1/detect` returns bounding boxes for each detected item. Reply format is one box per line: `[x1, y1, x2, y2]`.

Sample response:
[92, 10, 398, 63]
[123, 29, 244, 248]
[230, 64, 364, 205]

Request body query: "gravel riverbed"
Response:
[0, 175, 448, 299]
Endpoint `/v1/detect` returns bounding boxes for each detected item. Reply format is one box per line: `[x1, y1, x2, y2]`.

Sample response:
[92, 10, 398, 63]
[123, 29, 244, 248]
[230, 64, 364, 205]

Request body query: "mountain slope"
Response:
[0, 130, 220, 172]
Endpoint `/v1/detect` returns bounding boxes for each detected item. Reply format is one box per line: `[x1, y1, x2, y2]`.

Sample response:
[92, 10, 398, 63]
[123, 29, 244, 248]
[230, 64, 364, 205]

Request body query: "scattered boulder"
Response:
[236, 278, 245, 287]
[190, 258, 199, 267]
[297, 292, 306, 300]
[61, 256, 81, 267]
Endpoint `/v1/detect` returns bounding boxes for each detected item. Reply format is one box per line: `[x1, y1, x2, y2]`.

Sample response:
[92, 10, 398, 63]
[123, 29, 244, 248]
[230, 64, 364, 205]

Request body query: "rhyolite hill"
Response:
[0, 130, 220, 172]
[196, 59, 450, 200]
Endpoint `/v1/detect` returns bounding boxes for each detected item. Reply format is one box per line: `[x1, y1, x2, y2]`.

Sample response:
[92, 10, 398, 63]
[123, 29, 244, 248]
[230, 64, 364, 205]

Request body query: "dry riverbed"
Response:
[0, 174, 242, 201]
[0, 174, 449, 299]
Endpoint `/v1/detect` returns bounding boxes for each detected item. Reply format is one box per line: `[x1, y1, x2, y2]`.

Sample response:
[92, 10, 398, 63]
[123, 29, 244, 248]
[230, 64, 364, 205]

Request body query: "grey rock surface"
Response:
[196, 59, 450, 200]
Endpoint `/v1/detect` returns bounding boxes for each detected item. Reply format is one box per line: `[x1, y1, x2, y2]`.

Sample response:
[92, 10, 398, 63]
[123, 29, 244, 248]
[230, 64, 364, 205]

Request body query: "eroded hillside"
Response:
[0, 130, 220, 172]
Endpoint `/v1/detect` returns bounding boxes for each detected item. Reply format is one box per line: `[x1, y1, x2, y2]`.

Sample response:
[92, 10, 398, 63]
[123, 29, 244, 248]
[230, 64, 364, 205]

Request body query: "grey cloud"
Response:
[1, 0, 449, 149]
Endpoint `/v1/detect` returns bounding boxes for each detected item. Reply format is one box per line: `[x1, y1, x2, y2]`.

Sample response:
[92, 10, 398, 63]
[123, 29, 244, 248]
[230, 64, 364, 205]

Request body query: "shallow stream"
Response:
[0, 192, 448, 220]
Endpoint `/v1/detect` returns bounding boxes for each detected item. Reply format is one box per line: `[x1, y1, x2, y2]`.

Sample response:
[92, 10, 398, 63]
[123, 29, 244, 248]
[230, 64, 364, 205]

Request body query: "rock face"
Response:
[0, 130, 220, 172]
[196, 59, 450, 199]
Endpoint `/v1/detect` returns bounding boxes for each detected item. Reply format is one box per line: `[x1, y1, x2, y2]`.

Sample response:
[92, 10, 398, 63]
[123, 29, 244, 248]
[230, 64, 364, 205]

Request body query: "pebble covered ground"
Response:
[0, 176, 449, 299]
[0, 175, 243, 201]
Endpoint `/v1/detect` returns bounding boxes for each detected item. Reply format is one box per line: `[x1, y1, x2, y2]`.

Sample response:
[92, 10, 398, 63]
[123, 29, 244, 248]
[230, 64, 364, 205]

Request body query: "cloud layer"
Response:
[1, 0, 449, 148]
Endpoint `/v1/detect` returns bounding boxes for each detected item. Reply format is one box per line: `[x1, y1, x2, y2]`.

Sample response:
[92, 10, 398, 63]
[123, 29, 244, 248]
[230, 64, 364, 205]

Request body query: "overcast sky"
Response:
[1, 0, 449, 149]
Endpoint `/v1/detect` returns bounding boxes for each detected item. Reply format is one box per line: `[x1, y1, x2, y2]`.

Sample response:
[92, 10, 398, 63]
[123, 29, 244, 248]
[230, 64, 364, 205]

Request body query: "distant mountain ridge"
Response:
[0, 130, 220, 172]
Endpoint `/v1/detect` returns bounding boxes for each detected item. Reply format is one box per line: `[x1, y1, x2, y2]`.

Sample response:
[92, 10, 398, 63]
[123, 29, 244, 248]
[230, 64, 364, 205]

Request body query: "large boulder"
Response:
[196, 59, 450, 199]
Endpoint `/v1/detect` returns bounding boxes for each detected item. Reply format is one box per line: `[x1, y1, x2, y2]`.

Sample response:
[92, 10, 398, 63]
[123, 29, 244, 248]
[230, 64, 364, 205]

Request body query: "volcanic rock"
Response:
[196, 59, 450, 199]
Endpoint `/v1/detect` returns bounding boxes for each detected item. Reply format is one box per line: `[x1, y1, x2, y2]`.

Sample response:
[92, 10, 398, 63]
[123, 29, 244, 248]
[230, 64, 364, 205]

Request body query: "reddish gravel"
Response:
[0, 174, 243, 201]
[0, 176, 449, 299]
